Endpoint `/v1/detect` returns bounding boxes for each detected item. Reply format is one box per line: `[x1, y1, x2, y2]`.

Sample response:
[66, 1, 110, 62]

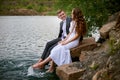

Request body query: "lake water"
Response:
[0, 16, 60, 80]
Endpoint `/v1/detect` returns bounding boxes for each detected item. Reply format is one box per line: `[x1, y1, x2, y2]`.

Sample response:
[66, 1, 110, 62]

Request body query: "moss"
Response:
[101, 71, 112, 80]
[108, 37, 120, 56]
[91, 64, 99, 70]
[89, 61, 99, 70]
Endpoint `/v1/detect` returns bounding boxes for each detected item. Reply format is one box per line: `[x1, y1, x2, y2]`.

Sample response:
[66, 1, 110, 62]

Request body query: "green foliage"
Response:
[0, 0, 119, 33]
[37, 6, 43, 12]
[0, 0, 55, 15]
[108, 38, 116, 55]
[108, 37, 120, 56]
[54, 0, 120, 35]
[27, 4, 33, 9]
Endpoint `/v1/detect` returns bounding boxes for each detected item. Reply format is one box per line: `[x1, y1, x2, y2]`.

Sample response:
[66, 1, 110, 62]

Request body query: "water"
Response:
[0, 16, 60, 80]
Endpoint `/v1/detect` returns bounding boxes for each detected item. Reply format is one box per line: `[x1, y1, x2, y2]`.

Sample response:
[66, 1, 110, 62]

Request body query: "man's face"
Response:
[58, 11, 66, 21]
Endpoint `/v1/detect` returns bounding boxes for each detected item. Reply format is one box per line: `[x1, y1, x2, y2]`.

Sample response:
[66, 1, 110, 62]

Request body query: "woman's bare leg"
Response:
[32, 57, 52, 69]
[46, 60, 55, 73]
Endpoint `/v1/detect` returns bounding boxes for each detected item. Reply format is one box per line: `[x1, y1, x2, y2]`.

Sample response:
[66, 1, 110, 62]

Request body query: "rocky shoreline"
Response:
[0, 9, 47, 16]
[56, 12, 120, 80]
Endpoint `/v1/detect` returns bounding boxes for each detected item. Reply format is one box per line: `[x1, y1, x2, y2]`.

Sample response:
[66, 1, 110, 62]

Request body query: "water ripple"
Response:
[0, 16, 60, 80]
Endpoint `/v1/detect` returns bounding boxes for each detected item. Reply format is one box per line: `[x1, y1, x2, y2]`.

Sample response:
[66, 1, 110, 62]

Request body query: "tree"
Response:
[54, 0, 120, 35]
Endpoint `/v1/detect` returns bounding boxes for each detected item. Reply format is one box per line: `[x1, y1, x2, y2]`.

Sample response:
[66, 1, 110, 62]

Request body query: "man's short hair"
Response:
[57, 9, 64, 14]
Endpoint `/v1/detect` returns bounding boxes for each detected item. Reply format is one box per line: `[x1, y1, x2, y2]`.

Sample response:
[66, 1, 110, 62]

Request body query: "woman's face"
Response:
[58, 11, 66, 21]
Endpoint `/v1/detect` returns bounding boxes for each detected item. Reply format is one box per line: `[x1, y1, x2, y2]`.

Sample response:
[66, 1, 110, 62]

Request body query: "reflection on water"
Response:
[0, 16, 60, 80]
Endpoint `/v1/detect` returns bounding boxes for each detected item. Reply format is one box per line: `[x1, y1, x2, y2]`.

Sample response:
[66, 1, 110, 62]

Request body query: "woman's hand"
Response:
[61, 41, 68, 45]
[58, 40, 67, 45]
[58, 39, 65, 44]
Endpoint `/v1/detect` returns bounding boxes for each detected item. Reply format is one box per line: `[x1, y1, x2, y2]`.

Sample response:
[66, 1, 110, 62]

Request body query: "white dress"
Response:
[49, 21, 80, 66]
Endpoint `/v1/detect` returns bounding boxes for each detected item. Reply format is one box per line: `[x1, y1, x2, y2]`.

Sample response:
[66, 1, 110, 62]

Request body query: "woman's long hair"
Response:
[72, 8, 87, 36]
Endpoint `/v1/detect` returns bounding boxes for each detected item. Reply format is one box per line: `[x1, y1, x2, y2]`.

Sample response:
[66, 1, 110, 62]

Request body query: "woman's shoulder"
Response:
[71, 21, 75, 25]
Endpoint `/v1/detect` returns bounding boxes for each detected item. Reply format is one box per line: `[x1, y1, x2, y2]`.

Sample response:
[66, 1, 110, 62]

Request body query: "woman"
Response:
[33, 8, 87, 72]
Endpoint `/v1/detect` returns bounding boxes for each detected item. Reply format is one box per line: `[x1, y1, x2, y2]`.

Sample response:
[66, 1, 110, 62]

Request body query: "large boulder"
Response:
[56, 12, 120, 80]
[99, 21, 116, 39]
[56, 62, 85, 80]
[70, 37, 97, 58]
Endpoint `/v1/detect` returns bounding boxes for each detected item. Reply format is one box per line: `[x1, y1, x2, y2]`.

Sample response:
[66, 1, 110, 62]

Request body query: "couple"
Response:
[32, 8, 87, 73]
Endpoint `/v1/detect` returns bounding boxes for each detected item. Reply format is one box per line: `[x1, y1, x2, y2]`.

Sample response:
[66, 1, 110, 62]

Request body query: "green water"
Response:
[0, 16, 60, 80]
[0, 58, 59, 80]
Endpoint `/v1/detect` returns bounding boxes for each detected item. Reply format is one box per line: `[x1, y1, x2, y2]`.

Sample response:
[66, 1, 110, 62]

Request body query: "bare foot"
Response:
[46, 69, 54, 73]
[32, 62, 44, 69]
[46, 65, 54, 73]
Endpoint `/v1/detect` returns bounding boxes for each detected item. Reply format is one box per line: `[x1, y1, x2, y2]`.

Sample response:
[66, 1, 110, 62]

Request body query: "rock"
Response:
[79, 51, 96, 62]
[79, 51, 87, 62]
[70, 37, 97, 58]
[92, 69, 108, 80]
[115, 13, 120, 29]
[56, 12, 120, 80]
[107, 11, 120, 22]
[99, 21, 116, 39]
[9, 9, 38, 15]
[56, 62, 85, 80]
[105, 50, 120, 80]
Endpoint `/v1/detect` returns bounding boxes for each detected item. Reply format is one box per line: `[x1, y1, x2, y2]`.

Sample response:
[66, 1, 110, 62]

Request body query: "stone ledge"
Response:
[70, 37, 97, 58]
[56, 62, 85, 80]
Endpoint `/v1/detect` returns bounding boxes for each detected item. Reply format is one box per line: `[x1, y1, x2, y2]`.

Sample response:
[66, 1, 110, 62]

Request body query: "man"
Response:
[37, 10, 72, 65]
